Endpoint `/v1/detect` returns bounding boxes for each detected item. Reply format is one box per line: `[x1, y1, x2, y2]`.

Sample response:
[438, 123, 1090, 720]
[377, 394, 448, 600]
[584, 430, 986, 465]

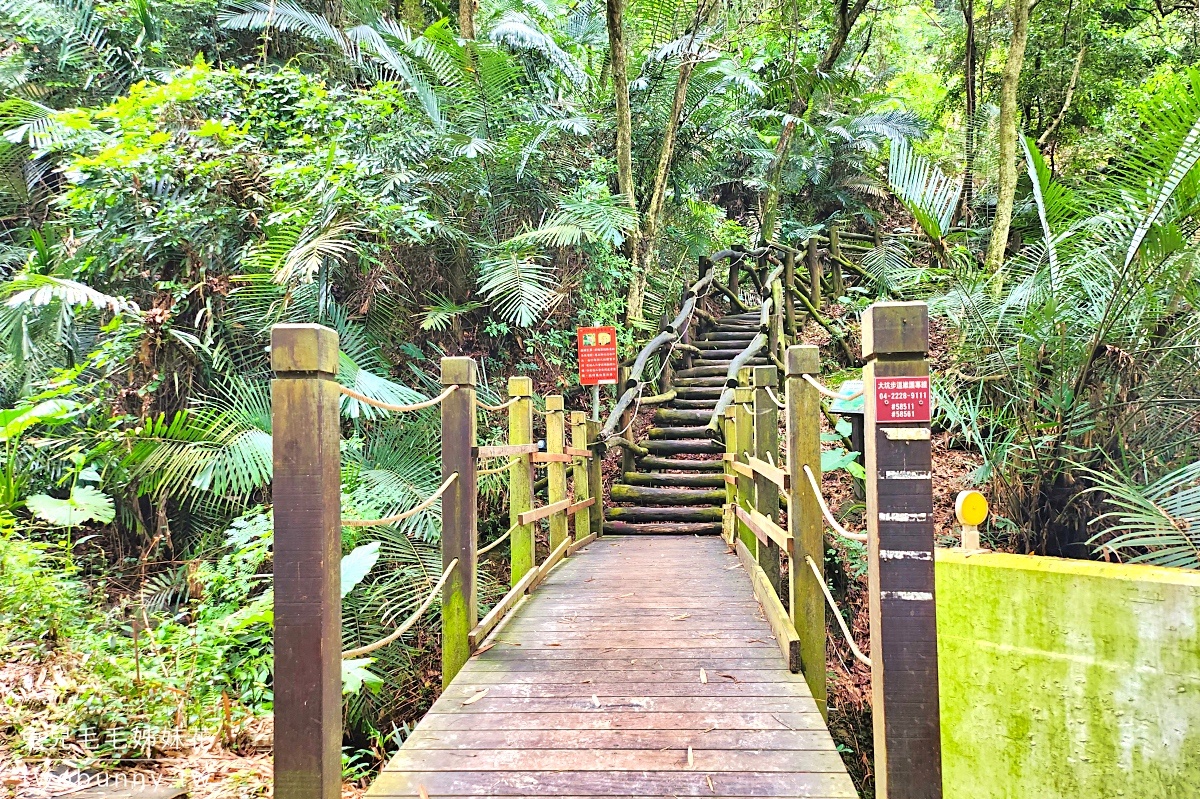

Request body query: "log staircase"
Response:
[606, 309, 770, 536]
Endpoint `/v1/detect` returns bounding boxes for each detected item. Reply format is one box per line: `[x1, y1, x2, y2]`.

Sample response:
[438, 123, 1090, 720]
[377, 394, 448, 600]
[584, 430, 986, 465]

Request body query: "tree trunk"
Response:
[961, 0, 977, 221]
[607, 0, 646, 324]
[626, 56, 698, 323]
[459, 0, 476, 39]
[984, 0, 1030, 272]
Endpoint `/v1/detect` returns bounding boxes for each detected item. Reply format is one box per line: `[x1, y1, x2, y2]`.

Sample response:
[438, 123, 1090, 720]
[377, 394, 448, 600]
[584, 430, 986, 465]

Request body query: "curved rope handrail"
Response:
[339, 384, 457, 412]
[764, 386, 786, 410]
[802, 465, 868, 542]
[477, 523, 516, 556]
[802, 374, 864, 401]
[341, 558, 458, 659]
[342, 473, 458, 528]
[477, 397, 518, 412]
[477, 458, 519, 476]
[805, 555, 872, 667]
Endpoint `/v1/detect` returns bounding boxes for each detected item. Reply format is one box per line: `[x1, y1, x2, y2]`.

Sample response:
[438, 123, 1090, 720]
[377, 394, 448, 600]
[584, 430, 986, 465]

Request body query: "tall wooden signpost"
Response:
[862, 302, 942, 799]
[271, 324, 342, 799]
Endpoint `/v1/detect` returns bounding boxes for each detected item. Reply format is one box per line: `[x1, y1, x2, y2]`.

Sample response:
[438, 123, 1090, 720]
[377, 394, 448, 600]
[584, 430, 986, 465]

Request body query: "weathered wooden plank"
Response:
[442, 681, 819, 699]
[478, 443, 539, 458]
[397, 728, 837, 751]
[517, 498, 571, 526]
[411, 710, 828, 732]
[445, 668, 810, 684]
[746, 455, 790, 492]
[526, 535, 571, 592]
[735, 504, 791, 550]
[567, 496, 596, 515]
[369, 770, 856, 796]
[566, 531, 597, 555]
[532, 451, 574, 463]
[383, 748, 849, 773]
[440, 356, 478, 688]
[468, 565, 538, 650]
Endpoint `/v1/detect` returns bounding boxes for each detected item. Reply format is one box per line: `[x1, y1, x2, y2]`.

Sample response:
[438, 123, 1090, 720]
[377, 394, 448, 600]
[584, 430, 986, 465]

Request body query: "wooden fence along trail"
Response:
[271, 229, 944, 799]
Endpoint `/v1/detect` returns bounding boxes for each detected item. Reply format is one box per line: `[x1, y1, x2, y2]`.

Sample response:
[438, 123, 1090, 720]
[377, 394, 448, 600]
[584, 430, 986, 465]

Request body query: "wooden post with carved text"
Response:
[441, 357, 477, 687]
[508, 376, 535, 586]
[271, 324, 342, 799]
[863, 301, 941, 799]
[785, 344, 826, 717]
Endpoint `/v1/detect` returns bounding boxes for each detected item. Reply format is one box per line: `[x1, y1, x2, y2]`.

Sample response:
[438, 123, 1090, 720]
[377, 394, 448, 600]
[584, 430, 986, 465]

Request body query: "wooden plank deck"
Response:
[369, 536, 858, 798]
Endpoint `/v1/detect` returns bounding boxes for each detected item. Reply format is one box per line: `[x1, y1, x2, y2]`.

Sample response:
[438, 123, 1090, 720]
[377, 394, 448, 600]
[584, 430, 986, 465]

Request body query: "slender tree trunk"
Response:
[961, 0, 977, 222]
[607, 0, 647, 323]
[984, 0, 1030, 272]
[626, 56, 698, 323]
[459, 0, 476, 38]
[607, 0, 635, 208]
[1036, 44, 1085, 150]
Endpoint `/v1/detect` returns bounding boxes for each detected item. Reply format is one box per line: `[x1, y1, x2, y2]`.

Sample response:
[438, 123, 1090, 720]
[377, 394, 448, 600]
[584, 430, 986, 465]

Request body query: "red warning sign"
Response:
[577, 326, 619, 386]
[874, 375, 931, 423]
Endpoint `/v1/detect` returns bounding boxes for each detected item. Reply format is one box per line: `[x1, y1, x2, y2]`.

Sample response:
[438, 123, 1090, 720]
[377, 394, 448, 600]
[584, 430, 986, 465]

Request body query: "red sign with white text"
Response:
[577, 326, 619, 385]
[874, 376, 931, 423]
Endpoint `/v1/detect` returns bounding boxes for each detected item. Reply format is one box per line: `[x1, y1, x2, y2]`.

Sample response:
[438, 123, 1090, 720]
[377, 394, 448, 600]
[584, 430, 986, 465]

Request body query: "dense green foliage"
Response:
[1, 0, 1198, 786]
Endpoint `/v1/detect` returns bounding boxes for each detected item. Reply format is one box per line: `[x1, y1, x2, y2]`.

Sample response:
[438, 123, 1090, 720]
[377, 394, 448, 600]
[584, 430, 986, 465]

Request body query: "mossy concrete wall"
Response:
[936, 550, 1200, 798]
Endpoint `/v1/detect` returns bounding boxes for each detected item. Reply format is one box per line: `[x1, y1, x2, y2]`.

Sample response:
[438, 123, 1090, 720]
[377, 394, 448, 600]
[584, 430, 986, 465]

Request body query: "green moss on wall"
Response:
[936, 551, 1200, 798]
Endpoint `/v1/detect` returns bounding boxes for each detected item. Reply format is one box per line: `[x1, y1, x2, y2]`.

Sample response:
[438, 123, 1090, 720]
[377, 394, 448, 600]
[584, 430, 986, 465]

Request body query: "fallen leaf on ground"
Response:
[419, 787, 430, 799]
[462, 689, 489, 705]
[699, 668, 708, 684]
[671, 613, 691, 621]
[687, 747, 694, 767]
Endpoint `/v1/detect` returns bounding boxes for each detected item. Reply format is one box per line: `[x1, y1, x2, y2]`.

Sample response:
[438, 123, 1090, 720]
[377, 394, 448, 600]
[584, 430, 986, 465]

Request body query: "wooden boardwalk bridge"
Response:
[371, 536, 856, 797]
[270, 235, 943, 799]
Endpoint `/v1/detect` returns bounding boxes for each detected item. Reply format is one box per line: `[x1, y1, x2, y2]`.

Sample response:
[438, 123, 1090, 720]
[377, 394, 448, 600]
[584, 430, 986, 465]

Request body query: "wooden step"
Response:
[606, 505, 723, 522]
[639, 456, 724, 471]
[643, 436, 724, 453]
[675, 386, 725, 398]
[700, 331, 760, 342]
[654, 408, 718, 425]
[694, 349, 752, 359]
[611, 484, 725, 506]
[673, 399, 719, 409]
[603, 521, 724, 535]
[621, 472, 725, 488]
[677, 366, 735, 378]
[671, 377, 729, 387]
[641, 439, 725, 456]
[696, 340, 754, 350]
[694, 358, 769, 369]
[646, 426, 717, 440]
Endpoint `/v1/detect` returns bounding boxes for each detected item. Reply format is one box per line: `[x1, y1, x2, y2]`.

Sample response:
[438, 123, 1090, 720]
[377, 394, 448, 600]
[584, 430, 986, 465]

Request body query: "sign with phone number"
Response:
[874, 376, 930, 423]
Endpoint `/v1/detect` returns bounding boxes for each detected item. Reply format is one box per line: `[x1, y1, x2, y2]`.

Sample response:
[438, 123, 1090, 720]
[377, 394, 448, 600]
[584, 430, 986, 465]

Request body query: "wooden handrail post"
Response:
[270, 324, 342, 799]
[785, 344, 826, 718]
[751, 365, 781, 593]
[733, 367, 755, 553]
[783, 250, 797, 339]
[586, 419, 605, 536]
[617, 365, 635, 474]
[807, 236, 821, 310]
[728, 246, 743, 306]
[570, 411, 591, 542]
[546, 395, 569, 550]
[722, 405, 737, 546]
[508, 377, 535, 586]
[441, 356, 477, 688]
[862, 301, 941, 799]
[829, 223, 844, 297]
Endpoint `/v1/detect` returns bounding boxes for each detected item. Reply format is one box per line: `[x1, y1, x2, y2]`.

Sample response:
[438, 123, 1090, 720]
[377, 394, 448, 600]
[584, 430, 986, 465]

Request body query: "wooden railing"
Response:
[269, 328, 605, 799]
[436, 364, 605, 685]
[716, 302, 945, 797]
